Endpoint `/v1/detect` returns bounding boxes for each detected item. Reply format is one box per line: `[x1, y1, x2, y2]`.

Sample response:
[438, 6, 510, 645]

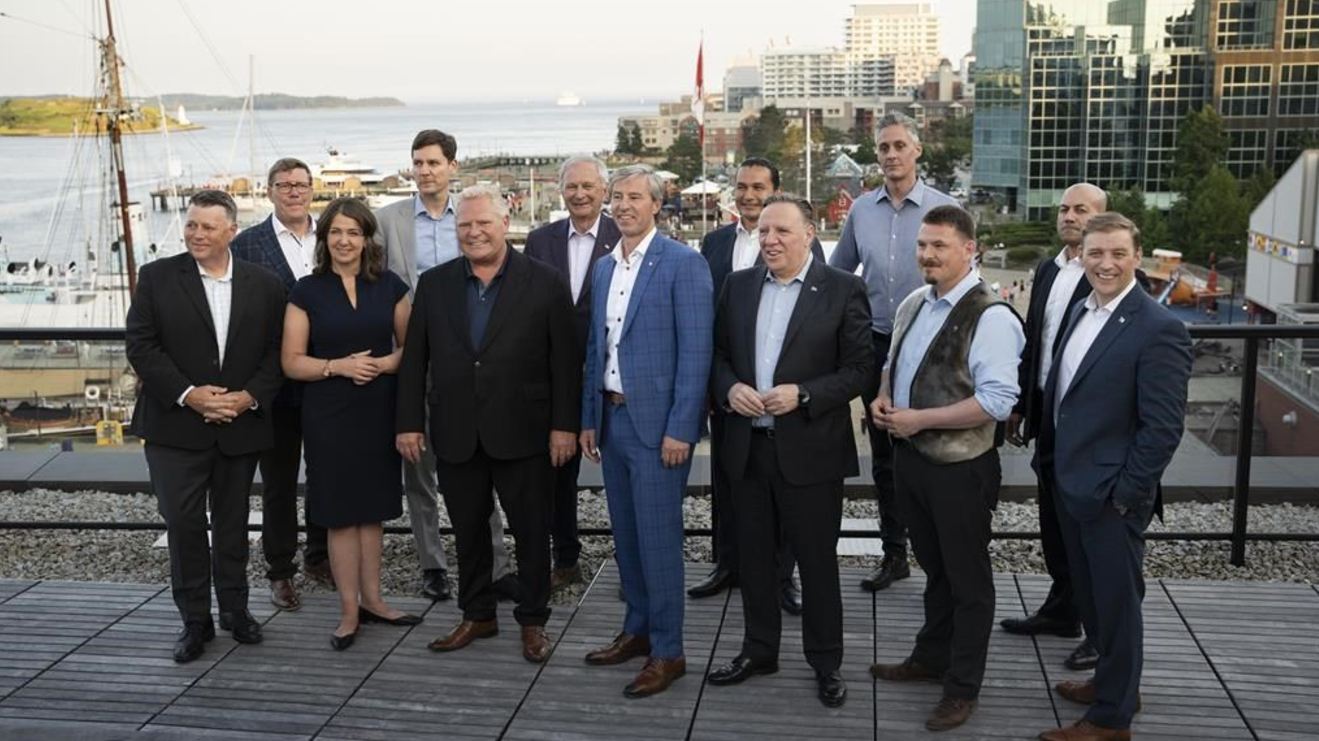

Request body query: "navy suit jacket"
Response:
[581, 234, 714, 448]
[1035, 288, 1191, 523]
[524, 214, 621, 355]
[231, 215, 305, 407]
[700, 221, 826, 298]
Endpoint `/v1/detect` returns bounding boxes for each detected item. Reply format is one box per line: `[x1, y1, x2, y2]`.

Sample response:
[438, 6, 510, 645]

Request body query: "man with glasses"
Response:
[231, 158, 329, 611]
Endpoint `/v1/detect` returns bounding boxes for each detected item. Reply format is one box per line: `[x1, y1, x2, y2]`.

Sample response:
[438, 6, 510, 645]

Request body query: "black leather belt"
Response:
[603, 391, 626, 406]
[751, 427, 776, 438]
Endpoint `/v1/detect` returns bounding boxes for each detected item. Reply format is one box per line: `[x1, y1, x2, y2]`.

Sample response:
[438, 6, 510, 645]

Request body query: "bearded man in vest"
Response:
[868, 204, 1025, 732]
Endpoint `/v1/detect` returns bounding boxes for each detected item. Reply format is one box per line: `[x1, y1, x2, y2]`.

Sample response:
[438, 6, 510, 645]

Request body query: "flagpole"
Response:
[697, 32, 707, 235]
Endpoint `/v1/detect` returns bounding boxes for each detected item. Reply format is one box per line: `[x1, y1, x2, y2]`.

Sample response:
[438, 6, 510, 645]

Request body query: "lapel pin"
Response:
[810, 286, 818, 292]
[1119, 317, 1126, 324]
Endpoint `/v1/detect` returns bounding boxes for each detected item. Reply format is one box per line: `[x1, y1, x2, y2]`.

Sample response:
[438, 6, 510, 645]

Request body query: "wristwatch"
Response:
[797, 385, 811, 406]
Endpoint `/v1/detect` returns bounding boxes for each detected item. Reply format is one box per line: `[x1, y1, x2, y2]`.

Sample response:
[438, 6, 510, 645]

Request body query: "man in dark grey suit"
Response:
[524, 155, 619, 592]
[706, 194, 872, 707]
[1036, 213, 1191, 741]
[376, 129, 510, 602]
[230, 157, 329, 610]
[126, 190, 286, 663]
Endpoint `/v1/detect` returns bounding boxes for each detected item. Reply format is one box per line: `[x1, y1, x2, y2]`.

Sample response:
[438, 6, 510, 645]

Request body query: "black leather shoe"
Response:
[687, 567, 737, 598]
[422, 569, 452, 602]
[1001, 612, 1082, 638]
[492, 573, 522, 603]
[359, 606, 423, 626]
[330, 630, 357, 651]
[172, 622, 215, 663]
[780, 579, 803, 616]
[707, 654, 780, 686]
[218, 610, 263, 644]
[816, 669, 847, 707]
[860, 553, 910, 592]
[1064, 638, 1099, 670]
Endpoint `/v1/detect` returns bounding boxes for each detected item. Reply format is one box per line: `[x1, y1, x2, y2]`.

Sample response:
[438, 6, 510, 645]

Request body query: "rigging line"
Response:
[55, 0, 96, 38]
[173, 0, 244, 96]
[0, 10, 94, 39]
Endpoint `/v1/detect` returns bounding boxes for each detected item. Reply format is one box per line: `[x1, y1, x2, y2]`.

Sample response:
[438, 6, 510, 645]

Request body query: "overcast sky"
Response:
[0, 0, 975, 102]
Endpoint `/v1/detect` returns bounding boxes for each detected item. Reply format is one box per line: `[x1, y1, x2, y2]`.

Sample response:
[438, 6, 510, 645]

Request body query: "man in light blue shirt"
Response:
[829, 111, 959, 593]
[869, 205, 1024, 732]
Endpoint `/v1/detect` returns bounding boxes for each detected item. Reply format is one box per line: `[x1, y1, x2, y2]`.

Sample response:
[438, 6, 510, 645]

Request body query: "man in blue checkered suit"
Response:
[580, 164, 714, 699]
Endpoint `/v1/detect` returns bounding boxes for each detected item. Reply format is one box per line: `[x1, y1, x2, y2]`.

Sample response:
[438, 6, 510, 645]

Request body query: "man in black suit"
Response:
[126, 190, 286, 663]
[692, 158, 826, 614]
[230, 157, 330, 611]
[396, 184, 579, 663]
[1003, 182, 1107, 671]
[706, 194, 872, 707]
[523, 155, 619, 592]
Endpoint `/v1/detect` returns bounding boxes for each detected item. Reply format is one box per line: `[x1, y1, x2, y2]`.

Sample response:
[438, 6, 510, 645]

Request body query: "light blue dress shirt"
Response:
[829, 179, 959, 334]
[753, 256, 812, 428]
[414, 194, 459, 274]
[888, 270, 1025, 422]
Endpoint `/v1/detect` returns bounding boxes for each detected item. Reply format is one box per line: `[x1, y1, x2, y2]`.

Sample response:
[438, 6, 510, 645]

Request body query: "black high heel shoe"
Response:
[330, 630, 357, 650]
[359, 606, 423, 626]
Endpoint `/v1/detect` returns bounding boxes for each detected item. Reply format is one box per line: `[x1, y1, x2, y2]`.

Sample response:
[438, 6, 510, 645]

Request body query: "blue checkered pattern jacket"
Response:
[230, 216, 300, 407]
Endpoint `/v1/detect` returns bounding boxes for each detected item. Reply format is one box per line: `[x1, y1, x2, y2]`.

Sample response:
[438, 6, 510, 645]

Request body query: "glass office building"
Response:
[973, 0, 1319, 220]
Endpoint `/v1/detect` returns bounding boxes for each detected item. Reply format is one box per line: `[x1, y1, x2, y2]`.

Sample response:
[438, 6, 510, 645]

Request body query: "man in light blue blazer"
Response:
[1035, 213, 1192, 741]
[579, 164, 714, 699]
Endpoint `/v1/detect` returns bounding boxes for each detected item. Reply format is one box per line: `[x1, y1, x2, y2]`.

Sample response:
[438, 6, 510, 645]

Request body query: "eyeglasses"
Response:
[272, 182, 313, 193]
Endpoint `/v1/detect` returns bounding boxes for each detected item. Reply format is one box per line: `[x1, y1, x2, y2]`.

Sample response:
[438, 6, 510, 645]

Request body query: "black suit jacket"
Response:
[700, 222, 826, 298]
[1016, 255, 1091, 442]
[126, 252, 286, 455]
[396, 247, 580, 464]
[712, 259, 873, 486]
[524, 214, 620, 355]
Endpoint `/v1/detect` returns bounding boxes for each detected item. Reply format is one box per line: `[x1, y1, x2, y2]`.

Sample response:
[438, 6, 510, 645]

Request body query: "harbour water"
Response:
[0, 99, 652, 265]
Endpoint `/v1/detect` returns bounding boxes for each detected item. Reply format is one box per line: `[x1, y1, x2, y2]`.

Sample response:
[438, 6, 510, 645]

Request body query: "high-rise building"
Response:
[973, 0, 1319, 219]
[845, 3, 943, 91]
[761, 47, 896, 99]
[723, 61, 762, 113]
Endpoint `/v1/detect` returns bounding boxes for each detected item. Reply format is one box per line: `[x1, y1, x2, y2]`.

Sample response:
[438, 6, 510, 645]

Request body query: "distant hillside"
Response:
[0, 97, 199, 136]
[161, 93, 406, 111]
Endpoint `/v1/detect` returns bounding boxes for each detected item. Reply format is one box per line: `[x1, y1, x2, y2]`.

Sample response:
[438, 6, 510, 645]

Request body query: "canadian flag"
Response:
[692, 37, 705, 146]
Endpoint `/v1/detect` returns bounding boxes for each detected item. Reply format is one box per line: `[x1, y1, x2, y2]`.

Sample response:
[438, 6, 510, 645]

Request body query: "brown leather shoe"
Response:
[584, 632, 651, 665]
[522, 625, 551, 663]
[1038, 720, 1131, 741]
[926, 696, 977, 731]
[427, 620, 498, 652]
[870, 657, 943, 682]
[269, 579, 301, 611]
[1055, 679, 1142, 712]
[551, 565, 581, 592]
[623, 657, 686, 698]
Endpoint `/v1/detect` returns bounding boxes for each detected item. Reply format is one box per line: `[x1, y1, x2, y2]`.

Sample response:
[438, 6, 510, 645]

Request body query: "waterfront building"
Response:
[845, 2, 943, 91]
[973, 0, 1319, 220]
[723, 60, 762, 113]
[761, 47, 896, 100]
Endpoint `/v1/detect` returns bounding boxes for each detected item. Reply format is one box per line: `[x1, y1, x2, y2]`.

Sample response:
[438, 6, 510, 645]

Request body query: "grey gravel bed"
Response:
[1, 488, 1315, 605]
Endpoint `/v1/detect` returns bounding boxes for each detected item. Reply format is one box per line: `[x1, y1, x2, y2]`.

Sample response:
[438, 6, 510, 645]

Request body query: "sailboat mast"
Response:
[102, 0, 138, 296]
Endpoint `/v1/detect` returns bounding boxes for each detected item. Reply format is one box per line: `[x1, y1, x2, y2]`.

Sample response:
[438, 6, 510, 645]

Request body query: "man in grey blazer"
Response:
[377, 129, 511, 603]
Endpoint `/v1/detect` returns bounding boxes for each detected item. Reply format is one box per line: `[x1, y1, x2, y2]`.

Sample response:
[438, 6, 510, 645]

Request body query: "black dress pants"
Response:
[894, 443, 997, 700]
[735, 433, 844, 672]
[435, 443, 552, 626]
[550, 450, 583, 569]
[1035, 469, 1079, 622]
[145, 443, 260, 626]
[259, 405, 327, 580]
[861, 331, 906, 554]
[711, 409, 797, 581]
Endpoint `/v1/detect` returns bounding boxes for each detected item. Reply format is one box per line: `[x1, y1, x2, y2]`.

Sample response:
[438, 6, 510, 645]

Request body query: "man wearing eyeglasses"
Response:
[231, 158, 328, 612]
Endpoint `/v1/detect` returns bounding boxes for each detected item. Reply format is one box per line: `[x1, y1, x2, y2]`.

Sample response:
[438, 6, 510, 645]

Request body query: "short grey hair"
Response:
[456, 184, 510, 219]
[189, 190, 238, 223]
[876, 111, 921, 144]
[558, 155, 608, 187]
[609, 164, 664, 202]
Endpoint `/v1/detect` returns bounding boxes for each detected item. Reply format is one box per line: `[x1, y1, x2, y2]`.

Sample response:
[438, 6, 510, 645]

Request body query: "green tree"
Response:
[615, 123, 636, 155]
[662, 132, 703, 182]
[741, 104, 786, 161]
[1106, 186, 1149, 228]
[1181, 165, 1250, 262]
[629, 125, 645, 155]
[853, 126, 877, 166]
[1170, 106, 1230, 193]
[920, 115, 972, 192]
[1243, 167, 1276, 211]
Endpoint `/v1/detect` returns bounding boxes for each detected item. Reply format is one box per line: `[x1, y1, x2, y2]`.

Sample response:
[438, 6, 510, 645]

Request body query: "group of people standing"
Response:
[126, 110, 1190, 741]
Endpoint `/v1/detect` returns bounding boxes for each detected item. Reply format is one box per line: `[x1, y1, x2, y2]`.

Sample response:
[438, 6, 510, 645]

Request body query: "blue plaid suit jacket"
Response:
[581, 234, 714, 449]
[230, 215, 301, 406]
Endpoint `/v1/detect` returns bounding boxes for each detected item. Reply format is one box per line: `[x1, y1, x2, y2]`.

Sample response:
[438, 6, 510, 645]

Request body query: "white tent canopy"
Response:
[681, 181, 722, 195]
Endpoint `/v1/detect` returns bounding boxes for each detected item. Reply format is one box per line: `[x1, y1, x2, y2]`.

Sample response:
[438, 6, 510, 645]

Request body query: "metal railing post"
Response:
[1230, 336, 1259, 567]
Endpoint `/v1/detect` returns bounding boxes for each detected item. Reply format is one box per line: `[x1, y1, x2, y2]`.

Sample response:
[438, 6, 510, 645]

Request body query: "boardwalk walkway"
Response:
[0, 565, 1315, 740]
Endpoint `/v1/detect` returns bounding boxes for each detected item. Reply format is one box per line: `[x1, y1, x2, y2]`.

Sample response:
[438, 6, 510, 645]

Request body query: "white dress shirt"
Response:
[567, 214, 602, 303]
[1054, 277, 1140, 420]
[274, 214, 316, 280]
[176, 255, 235, 406]
[732, 220, 760, 272]
[1038, 247, 1086, 390]
[602, 227, 657, 394]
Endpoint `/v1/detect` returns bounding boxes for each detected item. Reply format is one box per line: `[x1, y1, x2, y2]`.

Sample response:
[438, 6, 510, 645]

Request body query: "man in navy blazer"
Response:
[230, 157, 328, 610]
[524, 155, 620, 591]
[1035, 213, 1191, 741]
[691, 157, 825, 613]
[580, 165, 714, 699]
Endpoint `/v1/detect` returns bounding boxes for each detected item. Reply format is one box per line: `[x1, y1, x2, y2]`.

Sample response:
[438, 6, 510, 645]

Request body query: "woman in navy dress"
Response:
[281, 197, 421, 649]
